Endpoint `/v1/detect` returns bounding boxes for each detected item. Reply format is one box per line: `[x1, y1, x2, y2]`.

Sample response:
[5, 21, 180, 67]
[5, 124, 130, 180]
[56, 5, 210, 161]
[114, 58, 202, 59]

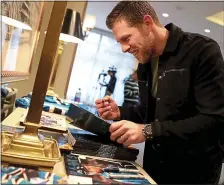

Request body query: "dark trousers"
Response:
[143, 144, 222, 184]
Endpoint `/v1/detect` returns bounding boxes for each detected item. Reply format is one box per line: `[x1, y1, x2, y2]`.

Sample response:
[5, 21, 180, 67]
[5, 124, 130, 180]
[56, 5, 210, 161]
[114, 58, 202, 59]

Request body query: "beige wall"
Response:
[8, 2, 54, 98]
[53, 2, 87, 98]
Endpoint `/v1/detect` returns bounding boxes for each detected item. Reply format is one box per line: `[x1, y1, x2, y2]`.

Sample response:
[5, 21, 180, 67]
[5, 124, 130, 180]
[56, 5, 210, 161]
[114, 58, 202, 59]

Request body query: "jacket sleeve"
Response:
[118, 104, 146, 123]
[152, 41, 224, 140]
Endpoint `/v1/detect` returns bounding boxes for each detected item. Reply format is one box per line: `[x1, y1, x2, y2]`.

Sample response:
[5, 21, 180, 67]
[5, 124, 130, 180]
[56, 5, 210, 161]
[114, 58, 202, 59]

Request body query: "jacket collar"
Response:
[163, 23, 182, 53]
[137, 23, 182, 73]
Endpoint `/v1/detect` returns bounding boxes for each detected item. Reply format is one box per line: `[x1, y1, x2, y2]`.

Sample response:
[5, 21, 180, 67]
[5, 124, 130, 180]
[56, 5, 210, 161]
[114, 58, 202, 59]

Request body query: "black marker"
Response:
[103, 167, 140, 173]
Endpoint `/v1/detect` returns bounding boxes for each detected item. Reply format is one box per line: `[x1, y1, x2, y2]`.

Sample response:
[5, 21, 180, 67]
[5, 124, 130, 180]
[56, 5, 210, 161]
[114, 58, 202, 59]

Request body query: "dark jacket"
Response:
[119, 23, 224, 184]
[106, 76, 117, 94]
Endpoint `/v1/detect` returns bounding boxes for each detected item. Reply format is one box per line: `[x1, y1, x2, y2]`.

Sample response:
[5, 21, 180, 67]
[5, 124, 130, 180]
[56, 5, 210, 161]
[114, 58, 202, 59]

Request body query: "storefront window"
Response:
[66, 29, 136, 106]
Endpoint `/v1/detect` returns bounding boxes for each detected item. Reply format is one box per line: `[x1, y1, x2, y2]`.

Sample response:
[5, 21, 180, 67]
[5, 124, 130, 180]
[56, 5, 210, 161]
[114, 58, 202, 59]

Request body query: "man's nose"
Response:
[121, 44, 130, 53]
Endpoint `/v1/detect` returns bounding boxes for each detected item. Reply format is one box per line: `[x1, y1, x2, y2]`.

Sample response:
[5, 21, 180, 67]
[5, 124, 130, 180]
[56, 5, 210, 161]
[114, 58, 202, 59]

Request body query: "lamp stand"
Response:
[1, 2, 68, 170]
[46, 40, 64, 98]
[2, 122, 61, 169]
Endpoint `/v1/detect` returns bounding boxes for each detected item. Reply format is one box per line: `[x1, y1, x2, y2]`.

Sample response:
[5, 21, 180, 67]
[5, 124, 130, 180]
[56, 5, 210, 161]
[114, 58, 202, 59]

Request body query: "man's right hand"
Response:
[95, 96, 120, 120]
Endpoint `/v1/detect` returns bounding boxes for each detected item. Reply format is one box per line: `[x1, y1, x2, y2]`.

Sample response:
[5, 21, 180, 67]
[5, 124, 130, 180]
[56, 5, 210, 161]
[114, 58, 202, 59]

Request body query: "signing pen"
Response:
[103, 167, 140, 173]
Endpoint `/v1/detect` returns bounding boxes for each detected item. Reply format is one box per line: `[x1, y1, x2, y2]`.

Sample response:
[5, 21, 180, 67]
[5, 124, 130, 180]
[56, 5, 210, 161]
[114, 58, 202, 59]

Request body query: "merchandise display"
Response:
[64, 153, 151, 184]
[69, 128, 139, 161]
[1, 108, 155, 184]
[1, 155, 153, 185]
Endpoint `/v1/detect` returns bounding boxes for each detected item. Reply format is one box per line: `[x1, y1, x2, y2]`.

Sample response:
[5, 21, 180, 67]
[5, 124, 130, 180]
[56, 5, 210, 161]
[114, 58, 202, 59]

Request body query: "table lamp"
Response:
[46, 9, 84, 98]
[1, 2, 72, 170]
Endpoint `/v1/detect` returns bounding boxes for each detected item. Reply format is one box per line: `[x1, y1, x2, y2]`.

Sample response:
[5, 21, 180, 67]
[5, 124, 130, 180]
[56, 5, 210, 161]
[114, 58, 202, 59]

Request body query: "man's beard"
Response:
[136, 36, 153, 64]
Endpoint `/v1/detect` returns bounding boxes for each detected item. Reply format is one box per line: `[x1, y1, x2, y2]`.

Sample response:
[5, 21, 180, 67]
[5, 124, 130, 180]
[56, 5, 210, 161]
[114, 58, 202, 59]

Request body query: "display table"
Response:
[1, 107, 156, 184]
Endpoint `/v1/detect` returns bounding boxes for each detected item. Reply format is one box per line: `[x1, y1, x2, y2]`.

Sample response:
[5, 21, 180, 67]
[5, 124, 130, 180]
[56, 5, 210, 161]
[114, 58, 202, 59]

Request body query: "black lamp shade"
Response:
[61, 8, 84, 41]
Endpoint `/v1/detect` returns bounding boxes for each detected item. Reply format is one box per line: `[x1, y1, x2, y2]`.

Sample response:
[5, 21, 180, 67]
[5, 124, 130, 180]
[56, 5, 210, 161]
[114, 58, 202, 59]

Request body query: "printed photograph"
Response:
[1, 165, 67, 184]
[20, 110, 68, 131]
[65, 154, 151, 184]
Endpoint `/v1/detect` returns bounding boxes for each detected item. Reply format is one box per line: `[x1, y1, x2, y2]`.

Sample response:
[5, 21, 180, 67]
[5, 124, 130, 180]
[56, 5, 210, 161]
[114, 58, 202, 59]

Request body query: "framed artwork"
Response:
[1, 1, 45, 83]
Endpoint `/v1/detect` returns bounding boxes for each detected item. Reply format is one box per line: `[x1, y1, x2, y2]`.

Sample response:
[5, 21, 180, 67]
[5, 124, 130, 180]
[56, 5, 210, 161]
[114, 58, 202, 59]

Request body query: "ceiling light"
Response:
[204, 29, 211, 33]
[162, 13, 169, 18]
[206, 11, 224, 26]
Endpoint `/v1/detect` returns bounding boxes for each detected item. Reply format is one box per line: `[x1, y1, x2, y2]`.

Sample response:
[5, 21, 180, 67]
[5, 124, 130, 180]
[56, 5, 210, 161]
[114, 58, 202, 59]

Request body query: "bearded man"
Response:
[95, 1, 224, 184]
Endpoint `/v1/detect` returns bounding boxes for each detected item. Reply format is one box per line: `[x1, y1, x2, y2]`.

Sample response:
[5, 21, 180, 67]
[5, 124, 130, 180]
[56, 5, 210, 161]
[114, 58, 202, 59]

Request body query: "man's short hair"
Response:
[106, 1, 160, 30]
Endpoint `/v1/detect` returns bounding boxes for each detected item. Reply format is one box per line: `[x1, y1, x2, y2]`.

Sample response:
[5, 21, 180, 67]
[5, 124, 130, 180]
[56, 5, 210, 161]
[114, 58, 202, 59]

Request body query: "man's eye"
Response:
[124, 37, 130, 42]
[120, 36, 130, 44]
[125, 37, 130, 41]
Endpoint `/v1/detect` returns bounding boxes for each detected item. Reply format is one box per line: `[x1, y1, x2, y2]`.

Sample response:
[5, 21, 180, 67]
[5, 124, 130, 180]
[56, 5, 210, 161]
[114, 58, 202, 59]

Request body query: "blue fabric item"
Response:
[15, 97, 31, 108]
[44, 102, 70, 111]
[15, 94, 70, 115]
[42, 105, 50, 112]
[45, 96, 57, 103]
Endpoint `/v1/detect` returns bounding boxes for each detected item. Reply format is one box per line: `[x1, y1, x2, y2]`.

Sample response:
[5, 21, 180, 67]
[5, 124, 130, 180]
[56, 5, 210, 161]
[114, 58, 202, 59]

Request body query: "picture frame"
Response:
[1, 1, 45, 83]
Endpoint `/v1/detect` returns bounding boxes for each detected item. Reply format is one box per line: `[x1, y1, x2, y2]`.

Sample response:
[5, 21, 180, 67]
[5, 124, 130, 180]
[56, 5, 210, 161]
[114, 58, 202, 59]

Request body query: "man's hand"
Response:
[95, 96, 120, 120]
[109, 120, 146, 147]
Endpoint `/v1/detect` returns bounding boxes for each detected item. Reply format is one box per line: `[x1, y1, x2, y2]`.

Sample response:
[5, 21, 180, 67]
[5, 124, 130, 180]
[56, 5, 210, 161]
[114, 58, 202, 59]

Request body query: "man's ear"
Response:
[143, 15, 153, 30]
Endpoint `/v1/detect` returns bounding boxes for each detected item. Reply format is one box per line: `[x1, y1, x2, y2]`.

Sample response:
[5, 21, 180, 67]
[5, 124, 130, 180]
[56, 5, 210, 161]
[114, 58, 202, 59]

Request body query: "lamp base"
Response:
[1, 123, 61, 169]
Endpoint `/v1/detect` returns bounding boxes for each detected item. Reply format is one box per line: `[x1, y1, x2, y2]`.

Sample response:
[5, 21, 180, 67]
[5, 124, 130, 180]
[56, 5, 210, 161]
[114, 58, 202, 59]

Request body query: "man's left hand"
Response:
[109, 120, 145, 147]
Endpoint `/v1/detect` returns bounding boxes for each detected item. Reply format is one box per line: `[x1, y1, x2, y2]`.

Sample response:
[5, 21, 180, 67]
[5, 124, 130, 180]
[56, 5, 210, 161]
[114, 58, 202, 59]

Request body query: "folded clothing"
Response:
[69, 128, 139, 161]
[15, 97, 30, 108]
[15, 93, 70, 115]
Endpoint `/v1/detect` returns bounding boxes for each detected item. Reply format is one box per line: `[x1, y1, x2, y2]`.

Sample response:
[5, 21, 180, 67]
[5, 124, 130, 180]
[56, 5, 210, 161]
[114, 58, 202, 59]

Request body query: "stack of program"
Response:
[69, 128, 139, 161]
